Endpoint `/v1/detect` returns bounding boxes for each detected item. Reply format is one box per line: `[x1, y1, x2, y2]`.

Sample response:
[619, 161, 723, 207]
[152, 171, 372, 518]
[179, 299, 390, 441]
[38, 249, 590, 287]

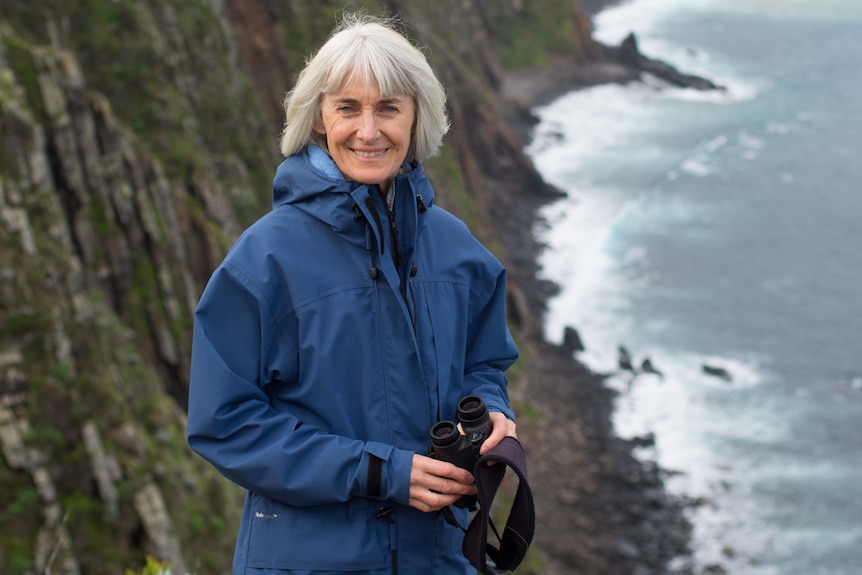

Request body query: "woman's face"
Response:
[315, 76, 415, 193]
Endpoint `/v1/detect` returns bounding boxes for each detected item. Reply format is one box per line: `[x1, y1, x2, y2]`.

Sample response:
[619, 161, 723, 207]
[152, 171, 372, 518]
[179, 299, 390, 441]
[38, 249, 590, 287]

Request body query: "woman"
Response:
[187, 13, 519, 574]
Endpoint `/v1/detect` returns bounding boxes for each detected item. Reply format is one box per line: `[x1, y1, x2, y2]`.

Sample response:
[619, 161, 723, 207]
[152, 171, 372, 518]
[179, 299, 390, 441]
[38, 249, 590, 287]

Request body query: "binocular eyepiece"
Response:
[429, 395, 492, 508]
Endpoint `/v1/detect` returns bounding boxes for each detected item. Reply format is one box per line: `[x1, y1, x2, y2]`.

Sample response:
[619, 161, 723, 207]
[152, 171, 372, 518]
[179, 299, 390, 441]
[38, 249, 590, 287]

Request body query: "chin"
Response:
[353, 173, 391, 187]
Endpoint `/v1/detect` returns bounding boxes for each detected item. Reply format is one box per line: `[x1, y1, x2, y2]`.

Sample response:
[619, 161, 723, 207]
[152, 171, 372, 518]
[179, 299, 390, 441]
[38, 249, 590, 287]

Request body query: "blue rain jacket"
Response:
[187, 145, 518, 574]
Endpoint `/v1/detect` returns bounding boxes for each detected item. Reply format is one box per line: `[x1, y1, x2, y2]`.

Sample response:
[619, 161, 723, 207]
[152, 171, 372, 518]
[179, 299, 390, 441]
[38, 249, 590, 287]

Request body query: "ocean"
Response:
[524, 0, 862, 573]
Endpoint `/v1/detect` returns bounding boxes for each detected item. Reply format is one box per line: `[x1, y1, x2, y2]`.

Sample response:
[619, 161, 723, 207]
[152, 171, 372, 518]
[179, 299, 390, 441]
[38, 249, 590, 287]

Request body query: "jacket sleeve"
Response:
[464, 265, 519, 420]
[187, 263, 414, 507]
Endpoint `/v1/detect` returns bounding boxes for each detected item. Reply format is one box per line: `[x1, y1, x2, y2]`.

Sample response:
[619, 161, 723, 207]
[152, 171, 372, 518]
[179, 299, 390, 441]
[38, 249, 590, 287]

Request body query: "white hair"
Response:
[279, 13, 449, 162]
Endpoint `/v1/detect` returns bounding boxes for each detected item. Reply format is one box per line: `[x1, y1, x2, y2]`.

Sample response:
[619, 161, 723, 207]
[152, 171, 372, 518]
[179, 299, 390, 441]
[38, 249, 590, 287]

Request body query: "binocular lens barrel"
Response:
[430, 421, 460, 448]
[457, 395, 488, 425]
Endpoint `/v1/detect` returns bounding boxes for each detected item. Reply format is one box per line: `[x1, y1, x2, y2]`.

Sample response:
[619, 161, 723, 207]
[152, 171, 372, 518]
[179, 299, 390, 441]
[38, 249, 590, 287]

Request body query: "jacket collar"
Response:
[271, 145, 435, 250]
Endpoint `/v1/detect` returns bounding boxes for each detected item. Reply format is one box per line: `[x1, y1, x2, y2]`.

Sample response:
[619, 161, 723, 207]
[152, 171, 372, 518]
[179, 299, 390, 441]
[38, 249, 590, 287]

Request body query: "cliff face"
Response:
[0, 3, 260, 572]
[0, 2, 689, 574]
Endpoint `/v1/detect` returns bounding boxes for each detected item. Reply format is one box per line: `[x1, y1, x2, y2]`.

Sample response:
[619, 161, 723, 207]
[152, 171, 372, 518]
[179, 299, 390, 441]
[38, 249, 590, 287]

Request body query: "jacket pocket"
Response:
[435, 505, 468, 557]
[245, 494, 391, 571]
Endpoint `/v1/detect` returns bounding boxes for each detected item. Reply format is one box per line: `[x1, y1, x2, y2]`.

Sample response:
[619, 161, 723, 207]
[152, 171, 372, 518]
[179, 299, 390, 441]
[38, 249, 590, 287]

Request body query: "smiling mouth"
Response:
[352, 148, 388, 159]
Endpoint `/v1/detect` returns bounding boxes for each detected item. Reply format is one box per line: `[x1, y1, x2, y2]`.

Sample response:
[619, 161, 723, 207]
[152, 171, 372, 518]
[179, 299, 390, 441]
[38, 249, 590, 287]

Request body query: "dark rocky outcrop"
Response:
[0, 1, 698, 573]
[616, 32, 723, 91]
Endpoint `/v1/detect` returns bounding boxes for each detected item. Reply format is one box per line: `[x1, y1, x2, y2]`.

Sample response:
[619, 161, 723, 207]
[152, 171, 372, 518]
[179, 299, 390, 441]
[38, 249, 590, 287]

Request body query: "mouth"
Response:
[352, 148, 388, 159]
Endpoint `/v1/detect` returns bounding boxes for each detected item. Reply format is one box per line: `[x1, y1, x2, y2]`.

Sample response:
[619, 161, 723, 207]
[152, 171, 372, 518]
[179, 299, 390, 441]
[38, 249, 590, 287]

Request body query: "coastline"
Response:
[496, 45, 700, 575]
[506, 6, 862, 574]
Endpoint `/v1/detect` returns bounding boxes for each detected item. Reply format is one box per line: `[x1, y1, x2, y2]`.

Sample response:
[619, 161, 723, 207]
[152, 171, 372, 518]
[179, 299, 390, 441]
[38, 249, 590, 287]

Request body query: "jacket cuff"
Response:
[362, 442, 413, 505]
[481, 396, 515, 421]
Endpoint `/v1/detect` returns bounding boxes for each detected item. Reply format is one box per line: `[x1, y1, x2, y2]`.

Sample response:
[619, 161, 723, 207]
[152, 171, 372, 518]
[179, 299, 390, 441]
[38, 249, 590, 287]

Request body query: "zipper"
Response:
[376, 186, 414, 326]
[378, 187, 403, 267]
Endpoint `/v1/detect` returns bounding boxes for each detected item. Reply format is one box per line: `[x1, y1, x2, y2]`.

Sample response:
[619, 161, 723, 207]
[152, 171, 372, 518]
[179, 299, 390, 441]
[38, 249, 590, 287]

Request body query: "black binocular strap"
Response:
[463, 436, 535, 574]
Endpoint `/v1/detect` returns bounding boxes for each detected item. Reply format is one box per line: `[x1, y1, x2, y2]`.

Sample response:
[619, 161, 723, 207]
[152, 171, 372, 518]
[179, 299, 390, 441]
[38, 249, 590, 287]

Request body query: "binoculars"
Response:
[429, 395, 492, 508]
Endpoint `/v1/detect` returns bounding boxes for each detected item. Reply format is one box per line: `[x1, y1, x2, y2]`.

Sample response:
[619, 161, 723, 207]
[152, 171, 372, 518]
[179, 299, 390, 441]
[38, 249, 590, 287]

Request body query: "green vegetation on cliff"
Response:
[0, 2, 601, 573]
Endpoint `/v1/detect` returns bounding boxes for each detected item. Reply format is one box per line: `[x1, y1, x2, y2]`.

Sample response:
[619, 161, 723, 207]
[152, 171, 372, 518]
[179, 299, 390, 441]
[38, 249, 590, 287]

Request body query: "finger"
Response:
[412, 468, 477, 497]
[413, 454, 475, 485]
[506, 417, 518, 439]
[480, 412, 516, 454]
[409, 488, 462, 512]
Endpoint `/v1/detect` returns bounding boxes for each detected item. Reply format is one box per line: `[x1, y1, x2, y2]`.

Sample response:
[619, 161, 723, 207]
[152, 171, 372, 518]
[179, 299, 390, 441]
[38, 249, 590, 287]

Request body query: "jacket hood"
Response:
[272, 145, 351, 207]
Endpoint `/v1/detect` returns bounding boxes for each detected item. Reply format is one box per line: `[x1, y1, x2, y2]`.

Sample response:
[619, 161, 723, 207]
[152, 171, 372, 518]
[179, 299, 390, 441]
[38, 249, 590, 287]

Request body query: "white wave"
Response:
[534, 191, 629, 345]
[527, 83, 669, 174]
[738, 130, 765, 152]
[680, 159, 711, 176]
[706, 0, 862, 23]
[676, 133, 728, 176]
[663, 80, 761, 105]
[595, 0, 862, 38]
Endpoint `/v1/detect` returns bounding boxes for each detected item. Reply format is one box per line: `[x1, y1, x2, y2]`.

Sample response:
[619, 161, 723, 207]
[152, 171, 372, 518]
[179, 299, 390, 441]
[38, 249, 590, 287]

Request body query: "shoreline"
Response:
[494, 35, 705, 575]
[501, 56, 638, 149]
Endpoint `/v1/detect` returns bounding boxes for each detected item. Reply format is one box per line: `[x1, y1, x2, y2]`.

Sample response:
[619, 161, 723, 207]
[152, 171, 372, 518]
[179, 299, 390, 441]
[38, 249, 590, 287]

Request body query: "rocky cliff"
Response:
[0, 1, 691, 574]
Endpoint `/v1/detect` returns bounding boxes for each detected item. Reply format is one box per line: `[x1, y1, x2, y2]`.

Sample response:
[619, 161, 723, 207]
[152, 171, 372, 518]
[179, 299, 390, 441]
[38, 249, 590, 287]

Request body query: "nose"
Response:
[357, 110, 380, 141]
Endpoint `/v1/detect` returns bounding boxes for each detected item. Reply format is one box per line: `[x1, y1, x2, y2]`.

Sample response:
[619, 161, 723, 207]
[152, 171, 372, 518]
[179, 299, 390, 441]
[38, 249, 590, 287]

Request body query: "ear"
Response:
[312, 105, 327, 135]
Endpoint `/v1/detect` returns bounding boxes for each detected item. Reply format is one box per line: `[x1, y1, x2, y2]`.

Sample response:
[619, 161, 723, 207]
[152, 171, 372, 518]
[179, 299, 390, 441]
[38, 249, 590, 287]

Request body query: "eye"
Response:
[337, 104, 356, 114]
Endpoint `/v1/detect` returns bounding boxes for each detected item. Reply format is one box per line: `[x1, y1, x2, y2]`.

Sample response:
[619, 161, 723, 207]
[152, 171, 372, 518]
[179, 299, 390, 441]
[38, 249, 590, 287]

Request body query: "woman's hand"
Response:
[408, 454, 477, 512]
[408, 412, 516, 512]
[479, 411, 517, 455]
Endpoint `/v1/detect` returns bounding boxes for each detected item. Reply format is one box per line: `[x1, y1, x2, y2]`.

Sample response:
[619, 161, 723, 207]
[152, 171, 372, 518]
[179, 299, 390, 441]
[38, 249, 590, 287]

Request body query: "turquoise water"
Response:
[527, 1, 862, 573]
